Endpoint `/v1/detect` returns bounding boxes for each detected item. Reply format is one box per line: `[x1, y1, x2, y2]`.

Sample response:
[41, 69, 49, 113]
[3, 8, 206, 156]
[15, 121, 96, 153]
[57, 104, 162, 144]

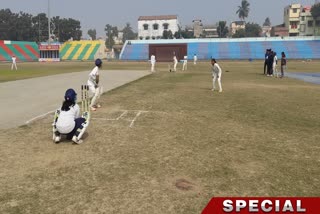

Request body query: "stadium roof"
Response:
[138, 15, 178, 21]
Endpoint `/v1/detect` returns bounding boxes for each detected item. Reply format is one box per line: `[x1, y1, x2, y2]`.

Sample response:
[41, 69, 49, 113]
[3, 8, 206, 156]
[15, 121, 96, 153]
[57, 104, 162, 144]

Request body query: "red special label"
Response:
[202, 197, 320, 214]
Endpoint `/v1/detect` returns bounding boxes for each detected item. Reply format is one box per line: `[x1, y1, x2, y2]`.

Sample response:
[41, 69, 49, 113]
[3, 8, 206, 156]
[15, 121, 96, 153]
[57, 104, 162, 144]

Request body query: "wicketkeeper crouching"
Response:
[52, 88, 89, 144]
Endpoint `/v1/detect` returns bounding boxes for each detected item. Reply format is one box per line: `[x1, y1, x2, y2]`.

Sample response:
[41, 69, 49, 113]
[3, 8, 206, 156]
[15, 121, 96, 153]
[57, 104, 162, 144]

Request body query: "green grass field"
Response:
[0, 60, 319, 213]
[1, 59, 320, 83]
[0, 61, 150, 83]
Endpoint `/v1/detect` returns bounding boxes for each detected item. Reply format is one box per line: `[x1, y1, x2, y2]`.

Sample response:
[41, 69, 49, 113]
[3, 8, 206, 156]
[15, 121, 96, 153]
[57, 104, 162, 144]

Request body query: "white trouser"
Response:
[273, 64, 279, 77]
[151, 62, 155, 72]
[212, 73, 222, 92]
[182, 61, 187, 71]
[89, 85, 103, 107]
[11, 63, 17, 70]
[173, 61, 177, 71]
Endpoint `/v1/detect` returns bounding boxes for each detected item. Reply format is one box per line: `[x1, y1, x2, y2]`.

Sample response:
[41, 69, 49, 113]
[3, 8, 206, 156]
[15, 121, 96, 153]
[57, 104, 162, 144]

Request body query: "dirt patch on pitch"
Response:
[175, 178, 195, 191]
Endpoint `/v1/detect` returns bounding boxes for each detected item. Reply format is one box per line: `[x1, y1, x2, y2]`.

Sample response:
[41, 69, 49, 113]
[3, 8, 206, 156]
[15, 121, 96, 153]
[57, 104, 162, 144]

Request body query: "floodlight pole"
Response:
[48, 0, 51, 44]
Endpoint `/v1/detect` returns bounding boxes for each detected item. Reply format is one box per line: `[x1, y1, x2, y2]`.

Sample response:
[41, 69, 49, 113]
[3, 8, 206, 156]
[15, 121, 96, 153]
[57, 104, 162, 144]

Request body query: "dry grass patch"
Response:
[0, 61, 320, 213]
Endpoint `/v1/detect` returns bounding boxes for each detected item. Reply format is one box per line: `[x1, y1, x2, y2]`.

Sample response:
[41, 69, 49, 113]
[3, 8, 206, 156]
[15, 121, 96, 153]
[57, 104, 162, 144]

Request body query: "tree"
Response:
[245, 22, 262, 37]
[87, 29, 96, 40]
[0, 9, 17, 40]
[174, 27, 194, 39]
[0, 9, 82, 42]
[236, 0, 250, 21]
[122, 23, 136, 43]
[263, 17, 271, 26]
[232, 29, 246, 38]
[311, 3, 320, 35]
[15, 12, 35, 41]
[162, 30, 173, 39]
[217, 21, 229, 38]
[0, 9, 36, 41]
[32, 13, 49, 42]
[58, 18, 82, 41]
[311, 3, 320, 19]
[105, 24, 118, 49]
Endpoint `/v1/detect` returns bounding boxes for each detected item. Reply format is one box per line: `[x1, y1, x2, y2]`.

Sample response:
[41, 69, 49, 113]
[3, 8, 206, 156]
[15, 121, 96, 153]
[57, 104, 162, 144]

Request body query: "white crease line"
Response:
[129, 111, 143, 128]
[119, 109, 149, 113]
[26, 110, 55, 125]
[91, 118, 117, 121]
[116, 110, 128, 120]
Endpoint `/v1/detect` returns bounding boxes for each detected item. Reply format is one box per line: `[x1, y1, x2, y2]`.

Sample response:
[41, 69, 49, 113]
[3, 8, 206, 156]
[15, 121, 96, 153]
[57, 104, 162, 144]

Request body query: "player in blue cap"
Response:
[87, 59, 103, 111]
[52, 88, 88, 144]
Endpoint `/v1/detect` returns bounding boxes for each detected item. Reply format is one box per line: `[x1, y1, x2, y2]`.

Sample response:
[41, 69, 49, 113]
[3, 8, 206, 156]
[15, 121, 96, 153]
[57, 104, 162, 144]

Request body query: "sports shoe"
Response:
[211, 88, 215, 91]
[72, 136, 83, 144]
[91, 106, 97, 111]
[219, 90, 223, 93]
[96, 104, 101, 108]
[54, 136, 61, 144]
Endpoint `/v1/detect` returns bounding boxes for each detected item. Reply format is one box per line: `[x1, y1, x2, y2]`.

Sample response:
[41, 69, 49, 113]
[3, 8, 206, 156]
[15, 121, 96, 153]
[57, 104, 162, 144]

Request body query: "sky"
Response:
[1, 0, 318, 38]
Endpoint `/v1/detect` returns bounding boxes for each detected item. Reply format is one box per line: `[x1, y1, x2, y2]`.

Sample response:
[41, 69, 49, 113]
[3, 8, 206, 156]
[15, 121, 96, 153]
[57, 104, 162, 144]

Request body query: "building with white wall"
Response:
[299, 6, 314, 36]
[283, 3, 320, 36]
[138, 15, 180, 40]
[230, 21, 245, 35]
[284, 3, 301, 36]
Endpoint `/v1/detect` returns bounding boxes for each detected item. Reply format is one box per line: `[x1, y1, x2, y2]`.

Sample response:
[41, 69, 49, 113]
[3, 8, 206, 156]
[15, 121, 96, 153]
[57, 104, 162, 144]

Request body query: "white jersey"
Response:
[194, 55, 197, 62]
[212, 63, 222, 76]
[12, 57, 16, 63]
[273, 55, 278, 66]
[87, 66, 99, 87]
[184, 56, 187, 62]
[56, 104, 80, 134]
[173, 56, 178, 63]
[150, 55, 156, 64]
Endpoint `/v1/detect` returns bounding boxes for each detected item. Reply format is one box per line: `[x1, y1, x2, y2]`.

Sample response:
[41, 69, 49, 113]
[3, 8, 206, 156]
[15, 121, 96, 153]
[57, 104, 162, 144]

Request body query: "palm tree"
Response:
[236, 0, 250, 21]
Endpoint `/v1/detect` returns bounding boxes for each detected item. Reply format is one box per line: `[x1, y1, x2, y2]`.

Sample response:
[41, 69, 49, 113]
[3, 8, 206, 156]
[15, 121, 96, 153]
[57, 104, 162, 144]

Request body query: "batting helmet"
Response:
[95, 58, 102, 67]
[64, 88, 77, 102]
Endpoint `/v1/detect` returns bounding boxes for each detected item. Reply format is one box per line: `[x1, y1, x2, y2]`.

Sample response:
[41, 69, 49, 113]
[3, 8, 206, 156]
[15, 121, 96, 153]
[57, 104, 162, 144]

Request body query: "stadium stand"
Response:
[0, 40, 39, 62]
[120, 43, 148, 60]
[60, 40, 104, 60]
[120, 37, 320, 61]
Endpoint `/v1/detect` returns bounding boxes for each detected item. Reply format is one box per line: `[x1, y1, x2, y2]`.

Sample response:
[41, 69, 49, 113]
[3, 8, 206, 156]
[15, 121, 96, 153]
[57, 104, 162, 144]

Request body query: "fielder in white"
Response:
[150, 54, 156, 72]
[87, 59, 103, 111]
[173, 55, 178, 71]
[193, 54, 197, 65]
[182, 55, 188, 71]
[11, 55, 17, 70]
[211, 58, 223, 92]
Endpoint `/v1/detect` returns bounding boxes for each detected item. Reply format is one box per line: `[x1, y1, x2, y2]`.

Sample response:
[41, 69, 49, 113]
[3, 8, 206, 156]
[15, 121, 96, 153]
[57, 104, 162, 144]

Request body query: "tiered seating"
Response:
[120, 38, 320, 61]
[0, 40, 39, 61]
[194, 39, 320, 60]
[121, 43, 148, 60]
[60, 41, 103, 60]
[308, 40, 320, 58]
